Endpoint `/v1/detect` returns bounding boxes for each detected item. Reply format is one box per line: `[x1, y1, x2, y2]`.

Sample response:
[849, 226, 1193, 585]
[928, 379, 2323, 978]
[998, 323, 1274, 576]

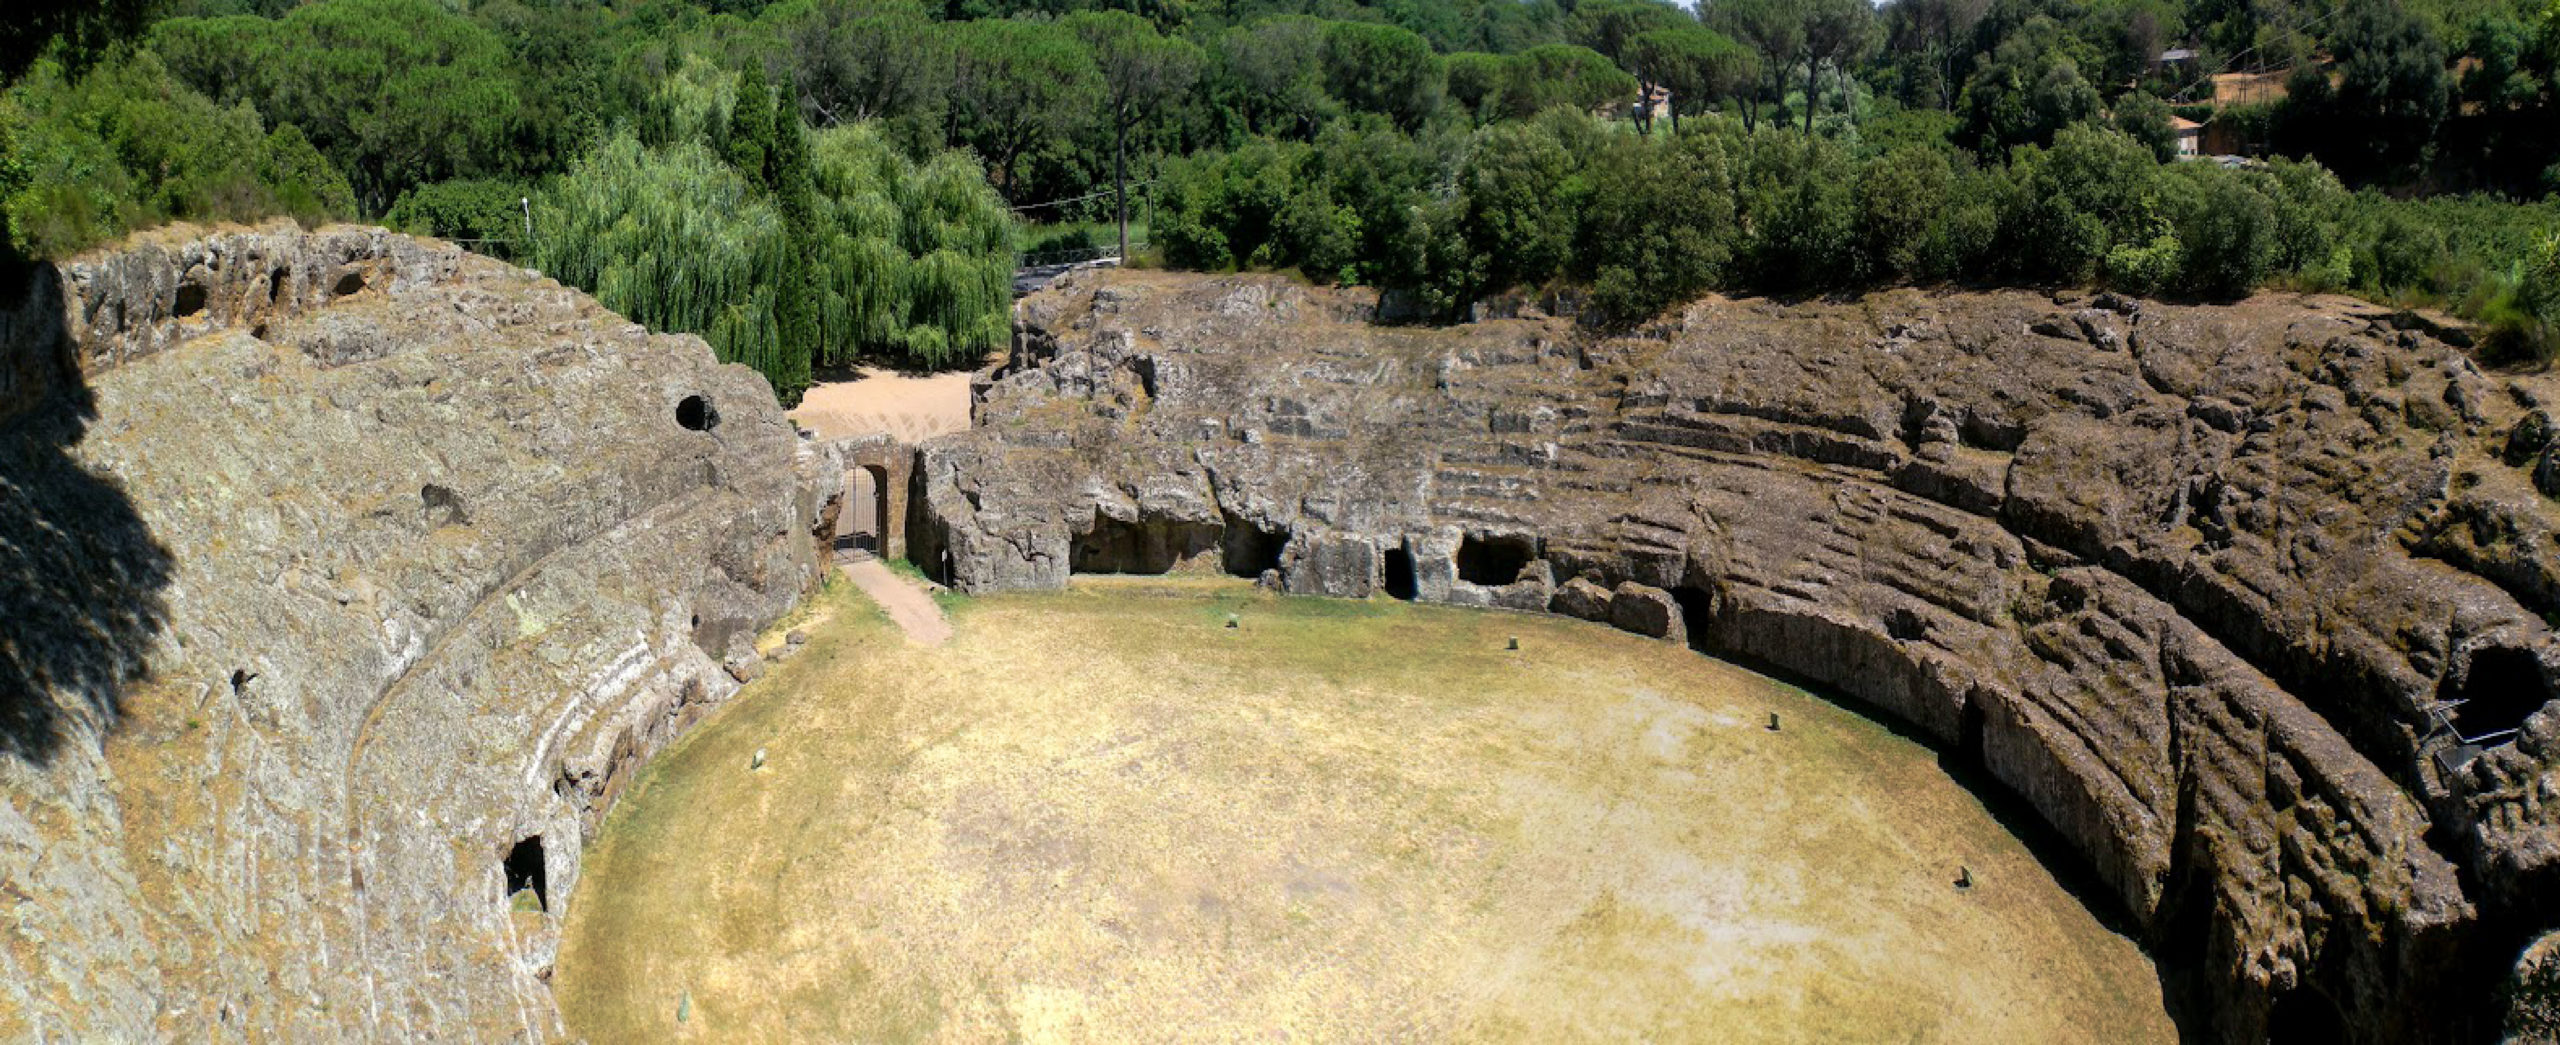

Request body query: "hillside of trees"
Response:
[3, 0, 2557, 397]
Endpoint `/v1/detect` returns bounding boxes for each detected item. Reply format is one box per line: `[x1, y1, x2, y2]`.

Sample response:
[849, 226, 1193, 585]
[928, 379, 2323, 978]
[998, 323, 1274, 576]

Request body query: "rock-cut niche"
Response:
[503, 836, 548, 913]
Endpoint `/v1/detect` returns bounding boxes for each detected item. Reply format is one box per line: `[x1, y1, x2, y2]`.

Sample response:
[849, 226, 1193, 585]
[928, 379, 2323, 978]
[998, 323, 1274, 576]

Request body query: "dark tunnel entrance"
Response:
[1669, 586, 1718, 654]
[2264, 985, 2350, 1045]
[1071, 513, 1221, 575]
[504, 836, 548, 913]
[2447, 646, 2552, 743]
[1455, 534, 1534, 586]
[1381, 546, 1417, 600]
[1220, 512, 1287, 578]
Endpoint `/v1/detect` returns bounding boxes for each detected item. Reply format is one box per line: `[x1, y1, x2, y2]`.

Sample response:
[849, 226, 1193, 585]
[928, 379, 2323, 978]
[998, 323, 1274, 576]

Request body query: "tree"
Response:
[788, 0, 949, 128]
[144, 15, 271, 105]
[1492, 44, 1637, 121]
[1572, 0, 1689, 132]
[534, 133, 802, 397]
[1706, 0, 1803, 131]
[236, 0, 524, 212]
[2111, 90, 2175, 162]
[1065, 10, 1201, 261]
[2328, 0, 2451, 176]
[1211, 17, 1334, 139]
[1628, 27, 1755, 133]
[1444, 51, 1508, 122]
[947, 19, 1098, 201]
[1955, 15, 2101, 152]
[2, 50, 352, 258]
[1319, 21, 1442, 131]
[1880, 0, 1991, 111]
[1579, 130, 1736, 319]
[2, 0, 154, 84]
[2167, 165, 2275, 298]
[727, 61, 776, 182]
[1450, 116, 1584, 300]
[1859, 143, 1952, 280]
[1797, 0, 1878, 134]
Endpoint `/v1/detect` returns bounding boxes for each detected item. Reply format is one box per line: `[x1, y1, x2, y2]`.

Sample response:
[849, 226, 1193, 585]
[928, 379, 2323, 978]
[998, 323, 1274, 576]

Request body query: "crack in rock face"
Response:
[917, 268, 2560, 1044]
[0, 223, 814, 1041]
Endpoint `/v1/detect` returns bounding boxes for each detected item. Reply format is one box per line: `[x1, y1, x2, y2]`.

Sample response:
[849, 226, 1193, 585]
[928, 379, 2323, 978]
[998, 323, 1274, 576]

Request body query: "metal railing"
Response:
[1017, 242, 1144, 269]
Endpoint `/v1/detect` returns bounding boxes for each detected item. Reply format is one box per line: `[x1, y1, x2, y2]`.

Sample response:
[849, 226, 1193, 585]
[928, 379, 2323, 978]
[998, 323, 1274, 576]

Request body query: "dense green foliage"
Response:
[2, 52, 351, 257]
[1158, 111, 2557, 339]
[3, 0, 2558, 369]
[533, 73, 1012, 398]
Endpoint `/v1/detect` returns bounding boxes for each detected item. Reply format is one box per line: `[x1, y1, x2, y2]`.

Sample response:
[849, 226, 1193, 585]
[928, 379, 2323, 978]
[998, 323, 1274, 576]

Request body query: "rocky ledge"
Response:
[919, 269, 2560, 1042]
[0, 224, 813, 1040]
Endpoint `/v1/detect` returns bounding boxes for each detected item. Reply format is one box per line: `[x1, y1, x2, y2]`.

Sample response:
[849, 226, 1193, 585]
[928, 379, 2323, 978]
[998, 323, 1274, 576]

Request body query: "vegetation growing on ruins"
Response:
[3, 0, 2559, 372]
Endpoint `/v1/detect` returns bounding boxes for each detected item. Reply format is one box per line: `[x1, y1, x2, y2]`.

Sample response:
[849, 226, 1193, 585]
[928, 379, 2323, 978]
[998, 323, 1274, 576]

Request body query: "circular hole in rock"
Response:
[173, 283, 209, 318]
[676, 394, 718, 432]
[333, 270, 366, 297]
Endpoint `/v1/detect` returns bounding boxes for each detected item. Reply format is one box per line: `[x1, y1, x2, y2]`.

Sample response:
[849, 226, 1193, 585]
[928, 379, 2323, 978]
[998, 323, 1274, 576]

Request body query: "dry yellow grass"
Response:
[556, 578, 2174, 1044]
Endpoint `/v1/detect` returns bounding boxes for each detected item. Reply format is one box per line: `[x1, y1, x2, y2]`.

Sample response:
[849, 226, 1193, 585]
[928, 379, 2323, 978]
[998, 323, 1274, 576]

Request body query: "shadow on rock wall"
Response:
[0, 262, 172, 765]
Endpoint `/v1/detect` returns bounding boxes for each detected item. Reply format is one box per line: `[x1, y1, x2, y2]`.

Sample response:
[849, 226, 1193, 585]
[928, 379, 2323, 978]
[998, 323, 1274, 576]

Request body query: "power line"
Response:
[1009, 179, 1157, 213]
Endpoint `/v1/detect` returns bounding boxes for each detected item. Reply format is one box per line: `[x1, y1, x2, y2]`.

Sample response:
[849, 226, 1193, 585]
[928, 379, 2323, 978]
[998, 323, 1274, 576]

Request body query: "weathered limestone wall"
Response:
[0, 224, 815, 1040]
[920, 269, 2560, 1043]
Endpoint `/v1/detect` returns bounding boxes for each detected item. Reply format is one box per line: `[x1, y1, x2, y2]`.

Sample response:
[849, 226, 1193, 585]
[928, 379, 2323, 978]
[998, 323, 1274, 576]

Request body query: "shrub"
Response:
[2169, 167, 2276, 299]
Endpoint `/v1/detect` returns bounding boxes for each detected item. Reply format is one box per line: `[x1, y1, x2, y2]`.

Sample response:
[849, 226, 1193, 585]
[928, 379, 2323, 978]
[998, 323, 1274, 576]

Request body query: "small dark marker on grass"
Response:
[1506, 636, 1519, 651]
[1768, 712, 1781, 732]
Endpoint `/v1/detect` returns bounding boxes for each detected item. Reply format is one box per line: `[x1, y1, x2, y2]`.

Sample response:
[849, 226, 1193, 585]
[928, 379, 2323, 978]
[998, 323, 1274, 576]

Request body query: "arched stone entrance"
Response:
[835, 464, 891, 555]
[805, 434, 915, 569]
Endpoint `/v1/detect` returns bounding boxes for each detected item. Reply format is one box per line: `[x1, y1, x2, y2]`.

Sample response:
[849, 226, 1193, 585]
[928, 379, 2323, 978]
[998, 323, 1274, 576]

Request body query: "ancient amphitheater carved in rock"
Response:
[7, 229, 2560, 1043]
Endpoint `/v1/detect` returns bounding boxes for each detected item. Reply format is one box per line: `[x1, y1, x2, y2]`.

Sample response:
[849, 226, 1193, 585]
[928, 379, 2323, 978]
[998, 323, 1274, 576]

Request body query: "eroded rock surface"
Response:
[920, 269, 2560, 1043]
[0, 224, 813, 1040]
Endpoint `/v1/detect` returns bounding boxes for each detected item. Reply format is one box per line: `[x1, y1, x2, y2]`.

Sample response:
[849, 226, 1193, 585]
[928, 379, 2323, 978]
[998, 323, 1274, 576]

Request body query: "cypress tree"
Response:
[727, 62, 774, 185]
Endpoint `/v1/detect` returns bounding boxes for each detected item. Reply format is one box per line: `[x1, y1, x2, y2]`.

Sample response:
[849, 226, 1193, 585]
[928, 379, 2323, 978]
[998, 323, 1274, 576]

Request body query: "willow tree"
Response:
[532, 131, 807, 398]
[805, 124, 1013, 369]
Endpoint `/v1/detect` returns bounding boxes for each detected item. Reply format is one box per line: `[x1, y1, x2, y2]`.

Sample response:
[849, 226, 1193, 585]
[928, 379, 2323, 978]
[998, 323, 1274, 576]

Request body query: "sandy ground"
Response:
[558, 579, 2175, 1044]
[789, 366, 984, 442]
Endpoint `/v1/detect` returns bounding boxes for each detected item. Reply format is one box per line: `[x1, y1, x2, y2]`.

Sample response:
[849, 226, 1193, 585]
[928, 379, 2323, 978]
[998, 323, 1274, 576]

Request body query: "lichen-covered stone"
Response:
[0, 223, 812, 1041]
[919, 268, 2560, 1044]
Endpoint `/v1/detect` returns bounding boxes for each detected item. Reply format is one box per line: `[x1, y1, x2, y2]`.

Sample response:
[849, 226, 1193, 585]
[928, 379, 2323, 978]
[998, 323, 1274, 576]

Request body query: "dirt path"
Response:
[839, 556, 951, 646]
[789, 365, 984, 442]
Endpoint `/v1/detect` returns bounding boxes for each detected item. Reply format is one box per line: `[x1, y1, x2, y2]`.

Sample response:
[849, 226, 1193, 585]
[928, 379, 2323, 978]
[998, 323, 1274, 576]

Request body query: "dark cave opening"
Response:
[1071, 513, 1220, 575]
[1455, 534, 1533, 586]
[675, 395, 718, 432]
[1668, 586, 1717, 654]
[1219, 512, 1287, 578]
[503, 835, 548, 913]
[1884, 606, 1929, 643]
[1958, 694, 1987, 766]
[2447, 646, 2552, 743]
[1381, 546, 1417, 600]
[2265, 985, 2349, 1045]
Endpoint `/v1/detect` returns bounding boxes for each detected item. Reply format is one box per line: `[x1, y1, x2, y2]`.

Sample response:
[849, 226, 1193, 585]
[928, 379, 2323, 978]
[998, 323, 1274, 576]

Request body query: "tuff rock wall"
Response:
[919, 269, 2560, 1043]
[0, 224, 814, 1041]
